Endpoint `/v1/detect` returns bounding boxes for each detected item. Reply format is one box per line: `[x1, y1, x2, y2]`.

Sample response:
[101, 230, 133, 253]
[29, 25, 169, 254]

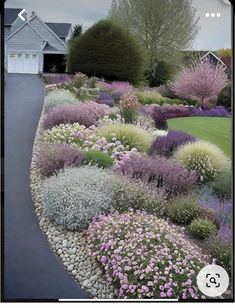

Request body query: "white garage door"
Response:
[8, 53, 39, 74]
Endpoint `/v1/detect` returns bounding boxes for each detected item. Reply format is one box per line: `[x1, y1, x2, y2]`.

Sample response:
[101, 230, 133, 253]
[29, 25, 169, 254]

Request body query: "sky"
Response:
[5, 0, 232, 50]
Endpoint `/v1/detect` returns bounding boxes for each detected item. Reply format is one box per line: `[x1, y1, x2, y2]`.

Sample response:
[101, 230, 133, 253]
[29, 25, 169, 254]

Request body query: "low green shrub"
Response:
[168, 195, 200, 224]
[217, 84, 232, 110]
[174, 140, 229, 182]
[83, 150, 114, 168]
[97, 124, 152, 152]
[209, 238, 231, 274]
[189, 218, 217, 240]
[209, 168, 232, 200]
[136, 91, 167, 105]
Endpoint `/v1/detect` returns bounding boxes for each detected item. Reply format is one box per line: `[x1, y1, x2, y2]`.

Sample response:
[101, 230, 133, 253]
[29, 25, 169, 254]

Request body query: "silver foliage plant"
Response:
[42, 166, 167, 230]
[42, 166, 115, 230]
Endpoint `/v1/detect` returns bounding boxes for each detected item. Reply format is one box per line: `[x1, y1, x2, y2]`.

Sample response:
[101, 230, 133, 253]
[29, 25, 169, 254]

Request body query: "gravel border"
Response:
[30, 107, 118, 299]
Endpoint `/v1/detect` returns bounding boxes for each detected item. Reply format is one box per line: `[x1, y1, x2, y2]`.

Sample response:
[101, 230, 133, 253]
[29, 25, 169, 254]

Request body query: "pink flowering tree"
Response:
[170, 58, 228, 109]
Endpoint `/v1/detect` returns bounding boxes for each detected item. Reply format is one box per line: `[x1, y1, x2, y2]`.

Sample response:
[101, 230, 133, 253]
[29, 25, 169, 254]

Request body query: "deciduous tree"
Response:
[170, 58, 228, 109]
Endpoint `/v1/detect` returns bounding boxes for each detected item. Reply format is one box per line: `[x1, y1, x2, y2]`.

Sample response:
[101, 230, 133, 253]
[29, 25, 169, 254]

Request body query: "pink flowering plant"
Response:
[170, 58, 228, 109]
[119, 93, 139, 123]
[88, 211, 208, 299]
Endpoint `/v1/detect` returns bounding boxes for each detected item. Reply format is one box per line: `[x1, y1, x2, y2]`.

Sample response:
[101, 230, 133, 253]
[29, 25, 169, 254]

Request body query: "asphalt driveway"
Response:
[4, 74, 88, 300]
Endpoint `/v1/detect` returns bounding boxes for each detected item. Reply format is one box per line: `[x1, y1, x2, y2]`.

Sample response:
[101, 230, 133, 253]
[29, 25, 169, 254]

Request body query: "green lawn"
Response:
[168, 117, 232, 158]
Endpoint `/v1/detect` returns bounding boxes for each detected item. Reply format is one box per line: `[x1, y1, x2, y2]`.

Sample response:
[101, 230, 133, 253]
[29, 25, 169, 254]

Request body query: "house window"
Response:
[17, 54, 22, 58]
[25, 54, 30, 59]
[32, 54, 37, 59]
[10, 54, 15, 58]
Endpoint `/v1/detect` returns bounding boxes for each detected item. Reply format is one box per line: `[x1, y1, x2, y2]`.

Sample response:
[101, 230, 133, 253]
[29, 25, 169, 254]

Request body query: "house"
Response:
[4, 8, 73, 74]
[182, 50, 227, 69]
[199, 50, 227, 69]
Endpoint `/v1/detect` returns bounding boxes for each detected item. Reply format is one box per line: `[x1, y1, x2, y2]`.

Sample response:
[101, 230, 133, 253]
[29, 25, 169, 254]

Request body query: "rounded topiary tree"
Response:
[68, 20, 145, 83]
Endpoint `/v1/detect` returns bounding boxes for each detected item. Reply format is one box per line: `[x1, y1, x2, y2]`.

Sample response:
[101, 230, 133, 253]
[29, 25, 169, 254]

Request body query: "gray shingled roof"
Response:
[5, 8, 23, 26]
[46, 22, 72, 38]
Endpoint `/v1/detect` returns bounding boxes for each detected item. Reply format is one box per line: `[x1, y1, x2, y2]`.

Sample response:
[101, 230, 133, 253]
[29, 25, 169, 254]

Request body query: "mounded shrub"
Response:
[112, 177, 167, 216]
[217, 84, 232, 110]
[44, 102, 111, 129]
[88, 211, 208, 299]
[83, 150, 114, 168]
[189, 218, 217, 240]
[42, 166, 115, 230]
[68, 20, 145, 83]
[149, 130, 196, 157]
[44, 89, 79, 113]
[174, 140, 229, 182]
[98, 91, 115, 107]
[97, 124, 152, 152]
[168, 195, 200, 225]
[43, 123, 87, 145]
[35, 144, 84, 177]
[114, 153, 198, 195]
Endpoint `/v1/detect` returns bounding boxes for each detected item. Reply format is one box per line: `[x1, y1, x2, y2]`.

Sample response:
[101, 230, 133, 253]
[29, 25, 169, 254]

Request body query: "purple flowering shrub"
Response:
[114, 153, 198, 195]
[42, 73, 74, 85]
[98, 91, 115, 107]
[191, 106, 229, 117]
[44, 102, 111, 129]
[195, 185, 232, 228]
[35, 144, 84, 177]
[88, 211, 208, 299]
[149, 131, 196, 157]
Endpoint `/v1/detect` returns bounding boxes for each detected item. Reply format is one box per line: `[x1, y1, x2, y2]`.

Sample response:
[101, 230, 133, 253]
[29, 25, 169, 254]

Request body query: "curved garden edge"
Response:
[30, 105, 118, 299]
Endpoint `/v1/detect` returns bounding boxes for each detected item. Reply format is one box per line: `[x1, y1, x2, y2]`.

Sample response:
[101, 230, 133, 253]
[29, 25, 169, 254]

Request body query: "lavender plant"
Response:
[149, 130, 196, 157]
[114, 153, 198, 195]
[35, 143, 84, 177]
[44, 102, 111, 129]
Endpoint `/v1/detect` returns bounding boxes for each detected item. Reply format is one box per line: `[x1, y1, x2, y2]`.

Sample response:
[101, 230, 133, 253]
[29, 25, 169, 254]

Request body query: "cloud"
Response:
[5, 0, 231, 49]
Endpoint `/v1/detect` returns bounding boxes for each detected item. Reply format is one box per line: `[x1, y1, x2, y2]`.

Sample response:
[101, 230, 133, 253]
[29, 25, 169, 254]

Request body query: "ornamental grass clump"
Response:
[189, 218, 217, 240]
[44, 89, 80, 113]
[44, 102, 111, 129]
[114, 153, 198, 195]
[168, 195, 200, 225]
[174, 140, 229, 182]
[136, 91, 167, 105]
[149, 130, 196, 158]
[35, 144, 84, 177]
[98, 124, 152, 152]
[88, 211, 208, 299]
[42, 166, 115, 230]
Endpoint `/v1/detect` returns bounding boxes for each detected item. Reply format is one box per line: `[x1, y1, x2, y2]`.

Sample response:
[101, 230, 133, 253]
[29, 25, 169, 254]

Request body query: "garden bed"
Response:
[30, 73, 232, 300]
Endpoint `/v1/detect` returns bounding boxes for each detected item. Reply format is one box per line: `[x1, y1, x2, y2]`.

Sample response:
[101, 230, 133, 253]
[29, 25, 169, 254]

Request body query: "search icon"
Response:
[209, 277, 217, 284]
